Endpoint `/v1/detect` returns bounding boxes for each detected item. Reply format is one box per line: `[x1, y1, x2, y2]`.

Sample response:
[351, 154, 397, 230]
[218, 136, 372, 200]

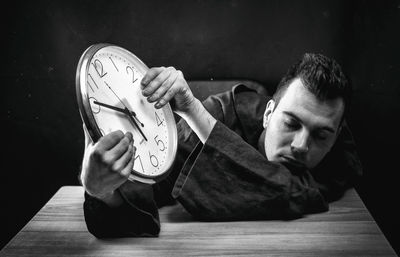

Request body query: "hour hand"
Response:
[124, 107, 148, 141]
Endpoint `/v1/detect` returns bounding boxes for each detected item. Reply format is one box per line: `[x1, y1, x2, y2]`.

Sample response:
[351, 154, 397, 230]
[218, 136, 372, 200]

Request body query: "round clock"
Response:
[76, 43, 178, 184]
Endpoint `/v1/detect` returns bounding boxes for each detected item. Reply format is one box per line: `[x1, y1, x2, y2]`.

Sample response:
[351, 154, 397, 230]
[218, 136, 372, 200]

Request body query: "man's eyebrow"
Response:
[282, 111, 336, 133]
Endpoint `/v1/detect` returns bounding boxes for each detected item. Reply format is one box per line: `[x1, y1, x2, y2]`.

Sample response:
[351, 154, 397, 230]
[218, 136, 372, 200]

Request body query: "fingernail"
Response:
[148, 95, 156, 102]
[126, 132, 133, 141]
[155, 102, 161, 108]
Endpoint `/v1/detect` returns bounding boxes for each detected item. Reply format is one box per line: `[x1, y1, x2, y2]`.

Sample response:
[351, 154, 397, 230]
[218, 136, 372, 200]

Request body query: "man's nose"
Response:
[291, 129, 310, 154]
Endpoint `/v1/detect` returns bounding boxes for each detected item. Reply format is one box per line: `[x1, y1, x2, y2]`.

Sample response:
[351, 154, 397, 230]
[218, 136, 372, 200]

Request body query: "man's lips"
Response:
[280, 156, 306, 168]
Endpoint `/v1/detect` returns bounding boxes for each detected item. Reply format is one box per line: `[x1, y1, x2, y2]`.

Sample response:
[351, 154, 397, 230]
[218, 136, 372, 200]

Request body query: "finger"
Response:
[147, 68, 178, 103]
[125, 131, 133, 142]
[97, 130, 125, 151]
[105, 132, 134, 163]
[142, 67, 173, 98]
[141, 67, 165, 88]
[120, 145, 137, 178]
[155, 82, 180, 109]
[111, 143, 135, 176]
[91, 143, 133, 187]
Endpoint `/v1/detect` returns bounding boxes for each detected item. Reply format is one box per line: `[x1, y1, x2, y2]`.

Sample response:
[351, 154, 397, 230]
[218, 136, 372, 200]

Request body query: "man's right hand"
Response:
[80, 126, 136, 207]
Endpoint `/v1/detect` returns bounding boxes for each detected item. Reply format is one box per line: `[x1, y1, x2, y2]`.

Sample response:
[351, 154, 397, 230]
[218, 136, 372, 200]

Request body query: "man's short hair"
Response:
[273, 53, 352, 120]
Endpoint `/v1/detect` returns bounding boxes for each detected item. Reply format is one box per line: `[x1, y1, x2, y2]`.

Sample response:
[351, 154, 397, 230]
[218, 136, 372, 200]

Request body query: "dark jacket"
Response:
[83, 84, 362, 237]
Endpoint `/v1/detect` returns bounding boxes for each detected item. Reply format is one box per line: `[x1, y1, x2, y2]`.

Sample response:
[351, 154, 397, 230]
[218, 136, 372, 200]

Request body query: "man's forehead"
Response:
[277, 78, 344, 129]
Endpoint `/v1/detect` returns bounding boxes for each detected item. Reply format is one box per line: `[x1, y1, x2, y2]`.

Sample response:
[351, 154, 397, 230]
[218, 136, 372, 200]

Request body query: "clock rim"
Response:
[76, 43, 178, 184]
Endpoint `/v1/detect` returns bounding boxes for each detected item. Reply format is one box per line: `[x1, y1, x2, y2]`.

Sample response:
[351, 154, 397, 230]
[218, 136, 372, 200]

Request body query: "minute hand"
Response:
[93, 101, 148, 141]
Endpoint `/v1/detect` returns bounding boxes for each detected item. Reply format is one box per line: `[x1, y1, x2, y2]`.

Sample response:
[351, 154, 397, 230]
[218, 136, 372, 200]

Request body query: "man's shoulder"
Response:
[206, 83, 270, 108]
[201, 83, 269, 146]
[231, 83, 271, 103]
[201, 83, 270, 119]
[230, 84, 271, 119]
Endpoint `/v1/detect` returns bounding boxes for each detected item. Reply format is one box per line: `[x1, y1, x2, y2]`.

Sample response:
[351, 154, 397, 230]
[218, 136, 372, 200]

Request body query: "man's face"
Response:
[263, 78, 344, 170]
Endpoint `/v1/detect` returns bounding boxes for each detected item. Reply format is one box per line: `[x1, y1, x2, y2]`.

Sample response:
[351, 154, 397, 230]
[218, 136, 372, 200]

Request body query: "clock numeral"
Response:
[87, 81, 95, 92]
[149, 151, 159, 167]
[89, 97, 101, 114]
[155, 112, 165, 126]
[126, 66, 138, 84]
[88, 74, 99, 89]
[109, 56, 119, 72]
[93, 59, 107, 78]
[134, 154, 145, 173]
[154, 135, 166, 151]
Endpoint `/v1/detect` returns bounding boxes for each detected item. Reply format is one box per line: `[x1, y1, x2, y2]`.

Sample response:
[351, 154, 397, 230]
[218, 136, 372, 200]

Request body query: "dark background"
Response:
[1, 0, 399, 254]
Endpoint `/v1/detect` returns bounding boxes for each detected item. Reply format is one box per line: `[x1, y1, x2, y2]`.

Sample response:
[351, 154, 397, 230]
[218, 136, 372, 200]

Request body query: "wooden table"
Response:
[0, 186, 396, 256]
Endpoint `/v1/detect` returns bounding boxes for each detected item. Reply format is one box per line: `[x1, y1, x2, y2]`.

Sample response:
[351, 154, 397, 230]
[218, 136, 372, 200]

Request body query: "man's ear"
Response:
[263, 100, 275, 128]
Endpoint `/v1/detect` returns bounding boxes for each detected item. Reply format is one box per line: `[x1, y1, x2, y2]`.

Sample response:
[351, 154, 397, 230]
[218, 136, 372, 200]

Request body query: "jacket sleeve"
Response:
[172, 121, 328, 221]
[83, 181, 161, 238]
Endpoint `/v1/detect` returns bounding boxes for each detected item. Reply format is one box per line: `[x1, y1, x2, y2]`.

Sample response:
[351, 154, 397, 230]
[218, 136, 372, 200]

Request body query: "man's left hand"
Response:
[141, 66, 196, 116]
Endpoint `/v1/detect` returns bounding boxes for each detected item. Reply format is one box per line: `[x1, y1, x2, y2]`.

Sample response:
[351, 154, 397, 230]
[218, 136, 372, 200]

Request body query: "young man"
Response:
[81, 53, 362, 237]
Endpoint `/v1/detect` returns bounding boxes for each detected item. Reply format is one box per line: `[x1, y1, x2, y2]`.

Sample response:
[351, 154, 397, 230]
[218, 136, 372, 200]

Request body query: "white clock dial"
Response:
[76, 44, 178, 184]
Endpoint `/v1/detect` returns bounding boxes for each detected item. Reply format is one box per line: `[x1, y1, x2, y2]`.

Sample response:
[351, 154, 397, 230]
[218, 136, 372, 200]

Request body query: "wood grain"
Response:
[0, 187, 396, 257]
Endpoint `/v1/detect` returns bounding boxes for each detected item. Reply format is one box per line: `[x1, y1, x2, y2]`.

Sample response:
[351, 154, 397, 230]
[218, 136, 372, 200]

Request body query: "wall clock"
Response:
[76, 44, 178, 184]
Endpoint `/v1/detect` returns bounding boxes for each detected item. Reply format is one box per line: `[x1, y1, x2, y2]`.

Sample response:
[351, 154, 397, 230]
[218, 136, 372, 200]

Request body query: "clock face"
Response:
[76, 44, 177, 184]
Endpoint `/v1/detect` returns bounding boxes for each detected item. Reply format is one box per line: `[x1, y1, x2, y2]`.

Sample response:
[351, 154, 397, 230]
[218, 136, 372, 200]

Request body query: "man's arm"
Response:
[178, 98, 217, 143]
[80, 125, 161, 237]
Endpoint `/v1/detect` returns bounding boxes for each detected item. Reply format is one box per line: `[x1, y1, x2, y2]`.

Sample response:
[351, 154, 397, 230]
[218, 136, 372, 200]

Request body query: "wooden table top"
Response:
[0, 186, 396, 256]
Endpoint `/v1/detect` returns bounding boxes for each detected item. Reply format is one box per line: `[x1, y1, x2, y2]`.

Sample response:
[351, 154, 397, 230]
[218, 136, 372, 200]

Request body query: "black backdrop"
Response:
[1, 0, 399, 254]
